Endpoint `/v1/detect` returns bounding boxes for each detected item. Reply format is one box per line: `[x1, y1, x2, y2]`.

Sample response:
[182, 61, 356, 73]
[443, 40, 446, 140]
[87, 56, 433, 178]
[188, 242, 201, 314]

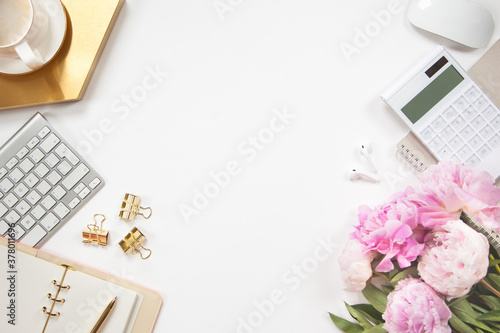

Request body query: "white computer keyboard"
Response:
[420, 83, 500, 167]
[0, 113, 104, 247]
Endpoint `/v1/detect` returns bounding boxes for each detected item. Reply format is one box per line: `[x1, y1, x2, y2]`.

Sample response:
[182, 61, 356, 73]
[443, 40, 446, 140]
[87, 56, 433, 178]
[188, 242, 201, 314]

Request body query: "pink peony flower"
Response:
[418, 219, 489, 299]
[352, 187, 425, 272]
[383, 277, 452, 333]
[338, 239, 376, 291]
[418, 161, 500, 231]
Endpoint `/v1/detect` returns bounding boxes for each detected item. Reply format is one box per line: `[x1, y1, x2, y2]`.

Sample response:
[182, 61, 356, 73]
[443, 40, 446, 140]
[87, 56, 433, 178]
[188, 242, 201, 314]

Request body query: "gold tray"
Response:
[0, 0, 125, 110]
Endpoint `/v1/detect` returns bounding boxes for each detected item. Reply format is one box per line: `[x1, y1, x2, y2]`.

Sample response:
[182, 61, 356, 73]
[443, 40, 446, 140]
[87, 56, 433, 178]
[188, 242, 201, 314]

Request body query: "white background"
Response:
[2, 0, 500, 332]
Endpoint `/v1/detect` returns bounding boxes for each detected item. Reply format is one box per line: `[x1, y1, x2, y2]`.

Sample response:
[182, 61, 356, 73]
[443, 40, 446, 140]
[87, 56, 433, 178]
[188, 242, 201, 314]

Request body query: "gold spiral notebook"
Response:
[0, 237, 162, 333]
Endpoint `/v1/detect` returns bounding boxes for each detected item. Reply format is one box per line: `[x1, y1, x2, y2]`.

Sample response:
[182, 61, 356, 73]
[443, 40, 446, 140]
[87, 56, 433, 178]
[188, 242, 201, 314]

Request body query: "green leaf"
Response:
[345, 303, 374, 330]
[450, 298, 496, 333]
[488, 259, 500, 267]
[477, 295, 500, 311]
[351, 304, 383, 324]
[390, 266, 418, 286]
[477, 310, 500, 322]
[449, 313, 478, 333]
[362, 284, 387, 313]
[329, 312, 364, 333]
[485, 274, 500, 292]
[363, 324, 387, 333]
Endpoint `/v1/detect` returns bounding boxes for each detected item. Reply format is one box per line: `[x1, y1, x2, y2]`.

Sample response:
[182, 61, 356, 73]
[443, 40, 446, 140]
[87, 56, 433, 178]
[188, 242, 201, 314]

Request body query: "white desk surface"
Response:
[2, 0, 500, 332]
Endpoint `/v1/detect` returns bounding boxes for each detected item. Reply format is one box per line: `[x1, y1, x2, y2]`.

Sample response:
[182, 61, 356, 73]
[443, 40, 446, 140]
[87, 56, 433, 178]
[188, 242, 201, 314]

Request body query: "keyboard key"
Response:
[19, 159, 35, 173]
[6, 157, 18, 169]
[35, 163, 49, 178]
[26, 190, 41, 205]
[55, 144, 80, 165]
[0, 178, 14, 192]
[57, 160, 72, 175]
[74, 182, 85, 194]
[40, 212, 59, 231]
[29, 148, 44, 163]
[46, 170, 62, 186]
[68, 197, 80, 209]
[89, 177, 101, 189]
[0, 203, 8, 218]
[14, 183, 29, 198]
[44, 153, 59, 168]
[37, 180, 51, 195]
[15, 200, 30, 215]
[0, 168, 7, 179]
[24, 173, 39, 188]
[78, 186, 90, 199]
[20, 216, 36, 230]
[13, 224, 25, 239]
[16, 147, 29, 159]
[62, 164, 89, 190]
[38, 126, 50, 138]
[0, 220, 10, 235]
[5, 211, 20, 224]
[42, 196, 56, 210]
[27, 136, 40, 149]
[4, 193, 18, 207]
[51, 185, 66, 200]
[9, 168, 24, 182]
[53, 203, 70, 219]
[31, 205, 46, 219]
[40, 133, 61, 153]
[21, 225, 47, 247]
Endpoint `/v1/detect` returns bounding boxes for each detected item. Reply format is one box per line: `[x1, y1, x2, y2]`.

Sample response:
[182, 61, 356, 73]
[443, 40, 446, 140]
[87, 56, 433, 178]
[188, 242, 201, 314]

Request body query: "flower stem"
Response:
[480, 279, 500, 298]
[373, 271, 390, 281]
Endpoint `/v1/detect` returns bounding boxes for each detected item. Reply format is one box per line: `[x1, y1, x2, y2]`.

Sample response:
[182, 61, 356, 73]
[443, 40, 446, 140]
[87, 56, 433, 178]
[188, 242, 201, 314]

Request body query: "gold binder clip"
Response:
[118, 227, 152, 260]
[82, 214, 109, 246]
[119, 193, 152, 221]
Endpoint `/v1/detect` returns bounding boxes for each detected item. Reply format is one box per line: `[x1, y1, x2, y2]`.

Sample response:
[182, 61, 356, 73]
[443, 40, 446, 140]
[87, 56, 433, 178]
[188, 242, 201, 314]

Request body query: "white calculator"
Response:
[382, 45, 500, 178]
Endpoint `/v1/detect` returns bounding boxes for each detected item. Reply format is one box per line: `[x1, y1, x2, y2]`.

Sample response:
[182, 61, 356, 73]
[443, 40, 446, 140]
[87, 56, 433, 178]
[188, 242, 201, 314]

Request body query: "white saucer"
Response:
[0, 0, 67, 75]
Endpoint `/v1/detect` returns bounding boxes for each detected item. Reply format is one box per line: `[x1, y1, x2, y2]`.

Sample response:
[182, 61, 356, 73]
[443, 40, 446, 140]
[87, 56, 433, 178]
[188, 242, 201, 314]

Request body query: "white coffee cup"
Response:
[0, 0, 51, 70]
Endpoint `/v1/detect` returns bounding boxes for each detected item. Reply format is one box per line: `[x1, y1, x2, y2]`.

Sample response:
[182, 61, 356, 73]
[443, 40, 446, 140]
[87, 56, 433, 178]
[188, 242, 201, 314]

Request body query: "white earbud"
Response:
[359, 144, 377, 173]
[348, 168, 380, 183]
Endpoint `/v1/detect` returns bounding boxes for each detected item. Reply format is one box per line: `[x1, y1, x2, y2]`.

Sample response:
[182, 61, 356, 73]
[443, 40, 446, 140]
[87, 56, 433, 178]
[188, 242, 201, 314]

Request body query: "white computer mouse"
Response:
[408, 0, 494, 48]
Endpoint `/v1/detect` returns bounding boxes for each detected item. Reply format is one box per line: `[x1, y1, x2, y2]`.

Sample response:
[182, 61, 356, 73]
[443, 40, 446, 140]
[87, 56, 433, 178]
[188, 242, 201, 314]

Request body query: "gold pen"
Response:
[90, 296, 117, 333]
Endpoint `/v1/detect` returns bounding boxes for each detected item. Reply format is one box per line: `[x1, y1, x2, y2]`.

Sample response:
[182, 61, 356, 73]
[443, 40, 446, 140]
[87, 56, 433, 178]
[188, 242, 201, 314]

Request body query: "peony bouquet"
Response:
[331, 161, 500, 333]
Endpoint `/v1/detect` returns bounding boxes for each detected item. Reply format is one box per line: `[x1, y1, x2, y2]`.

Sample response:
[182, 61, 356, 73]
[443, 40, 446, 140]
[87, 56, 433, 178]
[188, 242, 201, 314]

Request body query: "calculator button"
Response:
[477, 144, 492, 159]
[453, 96, 468, 111]
[431, 116, 446, 130]
[469, 135, 484, 150]
[482, 105, 497, 120]
[428, 136, 444, 151]
[443, 106, 458, 121]
[439, 126, 454, 141]
[437, 145, 452, 159]
[470, 115, 486, 130]
[461, 106, 477, 121]
[466, 154, 481, 168]
[420, 126, 436, 141]
[472, 96, 488, 111]
[464, 86, 480, 101]
[449, 135, 464, 150]
[479, 125, 494, 139]
[489, 135, 500, 148]
[491, 115, 500, 130]
[450, 115, 466, 130]
[457, 145, 473, 160]
[459, 125, 474, 140]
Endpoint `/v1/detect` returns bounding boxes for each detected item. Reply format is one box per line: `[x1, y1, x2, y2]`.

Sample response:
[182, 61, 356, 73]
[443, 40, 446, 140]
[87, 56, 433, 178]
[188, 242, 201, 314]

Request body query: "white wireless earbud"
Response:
[348, 168, 380, 183]
[359, 144, 377, 173]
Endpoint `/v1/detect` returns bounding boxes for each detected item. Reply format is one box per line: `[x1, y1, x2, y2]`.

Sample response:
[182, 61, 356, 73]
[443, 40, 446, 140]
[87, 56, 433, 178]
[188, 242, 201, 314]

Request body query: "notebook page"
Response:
[1, 247, 142, 333]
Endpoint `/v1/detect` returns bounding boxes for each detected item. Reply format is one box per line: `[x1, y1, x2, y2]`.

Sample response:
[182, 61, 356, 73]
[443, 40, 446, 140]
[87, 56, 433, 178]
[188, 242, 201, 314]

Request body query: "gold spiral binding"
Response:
[42, 265, 74, 333]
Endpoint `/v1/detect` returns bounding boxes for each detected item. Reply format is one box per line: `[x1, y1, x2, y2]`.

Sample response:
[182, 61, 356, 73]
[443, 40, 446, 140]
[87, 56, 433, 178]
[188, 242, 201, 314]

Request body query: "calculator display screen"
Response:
[402, 65, 464, 124]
